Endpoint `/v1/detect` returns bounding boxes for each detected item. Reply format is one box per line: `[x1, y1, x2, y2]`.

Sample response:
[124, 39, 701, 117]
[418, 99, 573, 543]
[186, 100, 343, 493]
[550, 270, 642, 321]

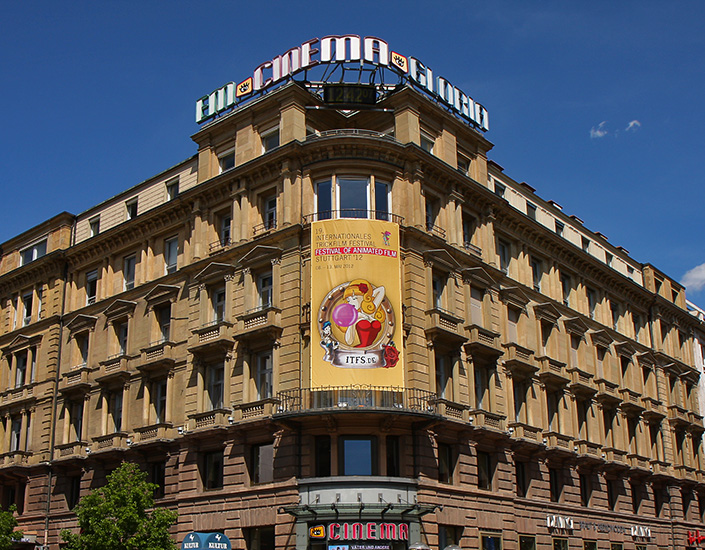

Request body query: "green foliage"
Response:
[61, 462, 177, 550]
[0, 505, 22, 550]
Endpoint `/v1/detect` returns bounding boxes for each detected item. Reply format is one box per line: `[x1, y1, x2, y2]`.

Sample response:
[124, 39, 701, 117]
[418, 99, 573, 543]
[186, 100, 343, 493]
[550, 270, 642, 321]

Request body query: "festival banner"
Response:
[311, 219, 403, 388]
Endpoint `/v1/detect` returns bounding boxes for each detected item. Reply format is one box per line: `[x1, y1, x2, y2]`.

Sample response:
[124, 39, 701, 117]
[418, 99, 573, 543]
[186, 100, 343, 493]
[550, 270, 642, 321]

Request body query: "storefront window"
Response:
[519, 536, 535, 550]
[339, 436, 377, 475]
[583, 541, 597, 550]
[552, 539, 568, 550]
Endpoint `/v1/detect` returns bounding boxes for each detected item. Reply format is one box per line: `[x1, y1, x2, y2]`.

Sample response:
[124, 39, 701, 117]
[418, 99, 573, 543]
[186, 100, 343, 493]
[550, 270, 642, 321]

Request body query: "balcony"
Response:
[55, 441, 89, 460]
[627, 453, 652, 475]
[425, 222, 446, 240]
[433, 399, 468, 422]
[567, 367, 596, 396]
[0, 385, 36, 408]
[302, 210, 404, 225]
[235, 306, 282, 342]
[424, 308, 467, 344]
[641, 396, 665, 421]
[674, 464, 697, 482]
[252, 219, 277, 237]
[619, 388, 645, 414]
[232, 399, 281, 421]
[463, 241, 482, 258]
[594, 378, 621, 405]
[0, 450, 32, 468]
[574, 439, 603, 464]
[133, 423, 175, 445]
[188, 321, 233, 354]
[275, 386, 437, 416]
[543, 431, 575, 456]
[649, 459, 670, 477]
[187, 408, 232, 432]
[138, 341, 177, 375]
[536, 356, 570, 386]
[91, 432, 130, 453]
[96, 354, 131, 384]
[502, 343, 537, 377]
[667, 404, 690, 427]
[465, 325, 503, 358]
[602, 447, 629, 471]
[468, 409, 505, 433]
[508, 422, 543, 447]
[689, 411, 705, 431]
[59, 366, 92, 395]
[209, 237, 231, 255]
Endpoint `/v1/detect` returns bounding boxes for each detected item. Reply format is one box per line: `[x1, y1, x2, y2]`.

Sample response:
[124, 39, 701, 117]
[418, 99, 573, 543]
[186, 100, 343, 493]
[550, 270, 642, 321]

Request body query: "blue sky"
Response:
[2, 1, 705, 301]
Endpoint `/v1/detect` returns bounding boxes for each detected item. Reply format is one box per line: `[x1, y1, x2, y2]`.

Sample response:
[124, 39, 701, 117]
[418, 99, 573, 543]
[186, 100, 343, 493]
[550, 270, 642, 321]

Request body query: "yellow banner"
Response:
[311, 219, 403, 388]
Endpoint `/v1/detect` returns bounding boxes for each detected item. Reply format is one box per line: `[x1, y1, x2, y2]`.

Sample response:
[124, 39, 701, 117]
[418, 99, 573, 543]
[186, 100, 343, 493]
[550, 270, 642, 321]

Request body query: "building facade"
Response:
[1, 34, 704, 550]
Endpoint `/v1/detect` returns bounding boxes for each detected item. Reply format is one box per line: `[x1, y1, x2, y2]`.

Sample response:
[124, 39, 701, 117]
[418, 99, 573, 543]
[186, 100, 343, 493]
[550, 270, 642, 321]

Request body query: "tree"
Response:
[61, 462, 177, 550]
[0, 505, 22, 550]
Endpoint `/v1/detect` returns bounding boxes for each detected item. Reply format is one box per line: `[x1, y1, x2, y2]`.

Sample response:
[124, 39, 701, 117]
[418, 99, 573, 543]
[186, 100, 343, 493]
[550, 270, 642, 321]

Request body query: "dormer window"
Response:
[218, 149, 235, 173]
[125, 199, 138, 220]
[261, 127, 280, 152]
[20, 239, 47, 266]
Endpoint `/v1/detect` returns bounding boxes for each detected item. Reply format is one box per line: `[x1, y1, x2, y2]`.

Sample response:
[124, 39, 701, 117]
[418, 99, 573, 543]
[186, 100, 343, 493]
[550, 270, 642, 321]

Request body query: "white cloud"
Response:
[626, 119, 641, 131]
[682, 262, 705, 292]
[590, 121, 608, 138]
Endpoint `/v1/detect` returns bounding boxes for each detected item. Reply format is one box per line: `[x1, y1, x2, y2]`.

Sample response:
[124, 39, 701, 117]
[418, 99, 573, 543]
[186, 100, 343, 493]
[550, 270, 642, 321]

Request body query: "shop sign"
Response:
[182, 532, 232, 550]
[309, 522, 409, 541]
[688, 530, 705, 545]
[630, 526, 651, 538]
[546, 515, 574, 530]
[196, 34, 489, 131]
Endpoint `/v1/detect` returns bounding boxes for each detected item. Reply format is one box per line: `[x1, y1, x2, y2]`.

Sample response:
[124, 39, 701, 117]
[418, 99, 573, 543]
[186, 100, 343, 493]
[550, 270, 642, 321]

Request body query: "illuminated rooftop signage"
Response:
[196, 34, 489, 132]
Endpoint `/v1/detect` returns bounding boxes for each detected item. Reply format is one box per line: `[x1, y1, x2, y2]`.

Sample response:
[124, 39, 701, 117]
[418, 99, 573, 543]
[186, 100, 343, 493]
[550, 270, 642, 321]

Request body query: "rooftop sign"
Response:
[196, 34, 489, 132]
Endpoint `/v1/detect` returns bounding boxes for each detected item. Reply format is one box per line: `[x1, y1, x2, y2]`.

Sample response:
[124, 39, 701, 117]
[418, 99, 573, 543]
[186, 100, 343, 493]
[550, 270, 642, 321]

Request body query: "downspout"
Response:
[44, 259, 69, 547]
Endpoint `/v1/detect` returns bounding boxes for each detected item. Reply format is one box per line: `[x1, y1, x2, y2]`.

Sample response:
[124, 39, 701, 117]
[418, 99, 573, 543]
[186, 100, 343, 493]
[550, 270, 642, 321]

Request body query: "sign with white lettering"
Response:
[182, 532, 232, 550]
[195, 34, 489, 132]
[546, 515, 574, 530]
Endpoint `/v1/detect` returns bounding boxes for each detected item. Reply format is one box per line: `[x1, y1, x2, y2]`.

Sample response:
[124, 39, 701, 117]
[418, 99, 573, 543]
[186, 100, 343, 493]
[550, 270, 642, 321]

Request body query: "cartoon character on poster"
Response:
[318, 278, 400, 369]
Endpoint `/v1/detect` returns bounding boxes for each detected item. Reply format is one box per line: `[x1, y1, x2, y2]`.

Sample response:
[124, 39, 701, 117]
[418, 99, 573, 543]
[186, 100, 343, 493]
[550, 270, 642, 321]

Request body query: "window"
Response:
[123, 255, 136, 291]
[20, 239, 47, 265]
[583, 542, 597, 550]
[201, 450, 224, 489]
[36, 287, 43, 320]
[89, 217, 100, 237]
[462, 213, 477, 249]
[109, 390, 123, 432]
[218, 149, 235, 172]
[438, 525, 461, 550]
[547, 389, 562, 432]
[580, 473, 591, 506]
[254, 351, 273, 400]
[607, 478, 618, 510]
[586, 287, 597, 319]
[251, 442, 274, 484]
[581, 236, 590, 252]
[507, 307, 520, 343]
[263, 195, 277, 230]
[166, 179, 179, 200]
[245, 527, 275, 550]
[516, 461, 528, 497]
[211, 286, 226, 323]
[481, 534, 502, 550]
[340, 436, 377, 476]
[219, 214, 232, 246]
[470, 287, 484, 326]
[374, 181, 389, 221]
[164, 237, 178, 274]
[549, 467, 562, 502]
[425, 196, 440, 232]
[151, 461, 166, 499]
[560, 274, 571, 306]
[494, 181, 506, 198]
[610, 300, 620, 331]
[633, 313, 642, 343]
[69, 400, 84, 442]
[21, 292, 32, 326]
[555, 221, 564, 236]
[609, 544, 622, 550]
[10, 417, 21, 452]
[261, 127, 280, 152]
[341, 178, 368, 218]
[605, 251, 613, 266]
[153, 379, 167, 423]
[519, 536, 536, 550]
[315, 435, 331, 477]
[530, 256, 543, 292]
[386, 435, 400, 477]
[431, 272, 445, 310]
[257, 272, 273, 309]
[457, 154, 470, 175]
[115, 321, 128, 355]
[315, 176, 388, 221]
[435, 354, 453, 400]
[156, 304, 171, 342]
[316, 180, 332, 219]
[86, 270, 98, 305]
[438, 442, 453, 483]
[420, 131, 434, 153]
[474, 361, 491, 410]
[206, 364, 224, 410]
[15, 351, 28, 388]
[498, 240, 510, 274]
[553, 539, 568, 550]
[526, 202, 537, 221]
[67, 476, 81, 509]
[125, 199, 138, 220]
[477, 451, 493, 490]
[76, 333, 89, 367]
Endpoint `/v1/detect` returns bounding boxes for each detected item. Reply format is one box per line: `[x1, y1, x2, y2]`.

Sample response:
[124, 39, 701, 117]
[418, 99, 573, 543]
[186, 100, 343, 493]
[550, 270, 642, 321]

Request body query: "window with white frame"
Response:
[123, 255, 136, 291]
[109, 390, 123, 432]
[315, 176, 390, 220]
[263, 195, 277, 230]
[115, 320, 128, 356]
[211, 286, 226, 323]
[218, 149, 235, 173]
[257, 272, 273, 309]
[206, 364, 224, 410]
[218, 212, 232, 246]
[125, 199, 138, 220]
[166, 179, 179, 201]
[164, 237, 178, 275]
[86, 269, 98, 305]
[156, 304, 171, 343]
[153, 378, 167, 423]
[89, 216, 100, 237]
[20, 239, 47, 266]
[21, 291, 33, 326]
[254, 351, 273, 400]
[261, 127, 280, 152]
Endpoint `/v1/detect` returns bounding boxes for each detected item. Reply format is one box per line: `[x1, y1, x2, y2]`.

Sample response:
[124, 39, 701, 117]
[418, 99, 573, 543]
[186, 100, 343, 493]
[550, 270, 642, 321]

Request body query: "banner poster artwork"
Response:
[311, 219, 403, 388]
